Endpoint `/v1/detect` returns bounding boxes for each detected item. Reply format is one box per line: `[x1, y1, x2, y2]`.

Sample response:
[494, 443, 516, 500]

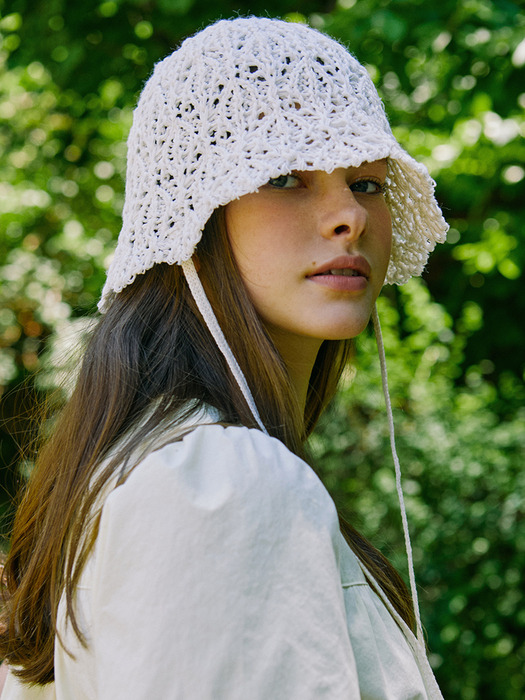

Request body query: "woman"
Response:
[1, 17, 448, 699]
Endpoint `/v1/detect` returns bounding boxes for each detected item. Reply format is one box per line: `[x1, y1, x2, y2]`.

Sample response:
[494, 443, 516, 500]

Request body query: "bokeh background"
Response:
[0, 0, 524, 697]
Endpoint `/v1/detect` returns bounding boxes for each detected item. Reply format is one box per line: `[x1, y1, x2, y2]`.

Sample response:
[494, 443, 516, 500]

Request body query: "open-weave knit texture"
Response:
[99, 16, 448, 311]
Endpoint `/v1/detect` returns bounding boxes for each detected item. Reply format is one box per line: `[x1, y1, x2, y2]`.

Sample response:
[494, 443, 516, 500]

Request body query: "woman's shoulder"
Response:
[95, 422, 339, 547]
[83, 423, 342, 603]
[119, 423, 334, 514]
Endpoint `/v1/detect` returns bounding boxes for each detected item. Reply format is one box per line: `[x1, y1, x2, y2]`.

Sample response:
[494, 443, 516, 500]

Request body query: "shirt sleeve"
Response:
[90, 424, 360, 699]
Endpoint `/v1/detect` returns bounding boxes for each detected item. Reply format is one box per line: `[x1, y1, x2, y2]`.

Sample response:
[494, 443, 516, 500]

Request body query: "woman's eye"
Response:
[266, 174, 301, 189]
[350, 179, 385, 195]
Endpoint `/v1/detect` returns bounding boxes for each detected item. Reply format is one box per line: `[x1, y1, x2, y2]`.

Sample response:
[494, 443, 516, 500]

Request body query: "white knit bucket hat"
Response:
[99, 16, 448, 312]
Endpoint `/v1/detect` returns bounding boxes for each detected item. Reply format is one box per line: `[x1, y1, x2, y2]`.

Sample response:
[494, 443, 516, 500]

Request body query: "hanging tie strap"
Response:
[181, 258, 268, 435]
[372, 303, 424, 645]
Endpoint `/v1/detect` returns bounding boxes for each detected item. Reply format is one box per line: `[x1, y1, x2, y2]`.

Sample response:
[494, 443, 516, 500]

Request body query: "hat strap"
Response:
[372, 303, 424, 643]
[181, 258, 268, 435]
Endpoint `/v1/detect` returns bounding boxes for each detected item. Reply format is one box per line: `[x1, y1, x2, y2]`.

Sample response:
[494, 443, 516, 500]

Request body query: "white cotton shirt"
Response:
[2, 420, 443, 699]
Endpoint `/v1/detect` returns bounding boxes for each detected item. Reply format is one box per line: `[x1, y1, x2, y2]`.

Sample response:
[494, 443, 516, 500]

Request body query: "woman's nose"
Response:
[318, 188, 368, 242]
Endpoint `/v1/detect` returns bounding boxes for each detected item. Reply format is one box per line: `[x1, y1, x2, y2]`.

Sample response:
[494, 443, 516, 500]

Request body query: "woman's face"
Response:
[225, 161, 392, 355]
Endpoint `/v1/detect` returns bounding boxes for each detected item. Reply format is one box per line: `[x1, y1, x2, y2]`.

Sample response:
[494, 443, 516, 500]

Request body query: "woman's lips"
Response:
[308, 271, 368, 291]
[307, 255, 370, 291]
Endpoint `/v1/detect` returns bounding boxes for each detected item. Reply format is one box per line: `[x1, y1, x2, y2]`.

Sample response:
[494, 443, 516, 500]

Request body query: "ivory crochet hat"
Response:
[99, 16, 448, 312]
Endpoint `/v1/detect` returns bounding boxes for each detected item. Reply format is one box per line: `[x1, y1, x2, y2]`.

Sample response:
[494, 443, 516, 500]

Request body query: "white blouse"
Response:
[2, 419, 443, 699]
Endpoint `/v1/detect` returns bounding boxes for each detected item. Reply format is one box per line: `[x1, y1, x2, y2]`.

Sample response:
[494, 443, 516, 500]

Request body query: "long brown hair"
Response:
[0, 207, 414, 684]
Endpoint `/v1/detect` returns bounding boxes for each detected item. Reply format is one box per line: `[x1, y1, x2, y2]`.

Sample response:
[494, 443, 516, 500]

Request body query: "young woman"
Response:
[0, 17, 448, 699]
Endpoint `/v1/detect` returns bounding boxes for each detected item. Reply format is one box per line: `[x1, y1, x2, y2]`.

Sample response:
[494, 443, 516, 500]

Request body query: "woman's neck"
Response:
[265, 327, 323, 415]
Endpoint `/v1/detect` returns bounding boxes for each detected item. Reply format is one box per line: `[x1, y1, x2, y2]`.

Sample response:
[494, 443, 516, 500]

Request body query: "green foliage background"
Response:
[0, 0, 524, 697]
